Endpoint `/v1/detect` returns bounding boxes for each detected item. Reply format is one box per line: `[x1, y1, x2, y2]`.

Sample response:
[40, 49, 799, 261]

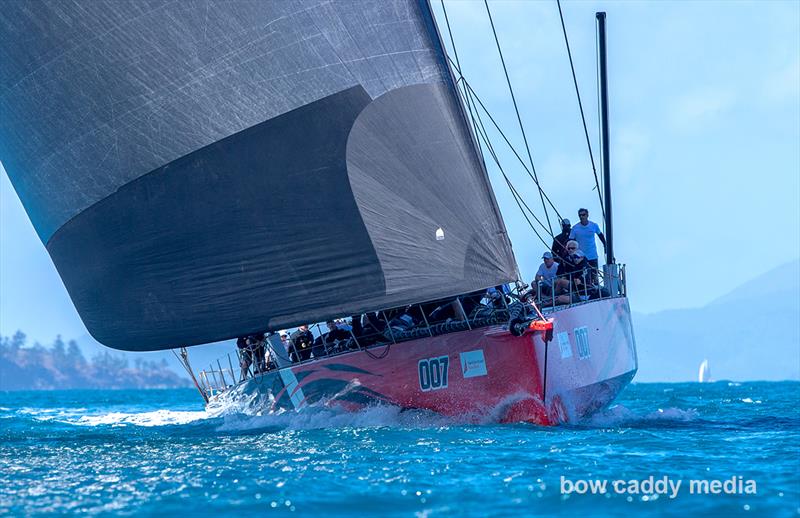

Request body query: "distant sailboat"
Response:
[698, 359, 712, 383]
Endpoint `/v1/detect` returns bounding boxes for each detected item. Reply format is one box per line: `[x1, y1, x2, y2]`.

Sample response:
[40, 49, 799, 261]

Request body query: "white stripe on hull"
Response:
[279, 368, 306, 410]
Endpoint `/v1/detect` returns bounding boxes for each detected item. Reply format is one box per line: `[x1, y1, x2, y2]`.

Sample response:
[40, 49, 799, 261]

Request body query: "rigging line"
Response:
[439, 0, 512, 249]
[450, 38, 552, 251]
[441, 0, 480, 131]
[449, 61, 563, 233]
[364, 343, 391, 360]
[171, 348, 209, 402]
[469, 88, 553, 242]
[487, 137, 549, 249]
[469, 91, 551, 249]
[440, 0, 484, 182]
[556, 0, 605, 222]
[466, 81, 542, 244]
[466, 79, 558, 239]
[464, 74, 549, 236]
[170, 348, 193, 377]
[483, 0, 554, 235]
[504, 174, 550, 249]
[446, 54, 556, 213]
[440, 0, 462, 70]
[499, 158, 551, 250]
[459, 65, 525, 280]
[446, 47, 555, 245]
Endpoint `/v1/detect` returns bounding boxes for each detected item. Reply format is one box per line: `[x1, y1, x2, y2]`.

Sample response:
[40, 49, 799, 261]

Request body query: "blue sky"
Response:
[1, 0, 798, 344]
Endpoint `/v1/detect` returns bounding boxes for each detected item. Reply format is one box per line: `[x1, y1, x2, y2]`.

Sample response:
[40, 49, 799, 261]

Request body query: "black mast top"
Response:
[596, 12, 614, 265]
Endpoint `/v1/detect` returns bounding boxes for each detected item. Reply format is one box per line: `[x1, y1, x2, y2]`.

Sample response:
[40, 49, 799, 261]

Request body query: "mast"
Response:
[596, 12, 614, 265]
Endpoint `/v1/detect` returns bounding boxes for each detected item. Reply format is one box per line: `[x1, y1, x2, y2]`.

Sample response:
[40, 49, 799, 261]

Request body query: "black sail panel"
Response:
[1, 0, 518, 351]
[346, 83, 516, 298]
[46, 87, 388, 349]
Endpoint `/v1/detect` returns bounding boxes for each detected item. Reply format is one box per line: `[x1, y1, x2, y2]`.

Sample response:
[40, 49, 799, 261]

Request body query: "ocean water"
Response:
[1, 382, 798, 516]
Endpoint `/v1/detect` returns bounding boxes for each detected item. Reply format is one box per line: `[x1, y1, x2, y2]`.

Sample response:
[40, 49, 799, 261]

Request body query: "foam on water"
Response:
[35, 399, 703, 434]
[205, 389, 541, 431]
[215, 404, 450, 432]
[1, 383, 797, 516]
[2, 384, 707, 433]
[579, 404, 700, 427]
[73, 409, 210, 427]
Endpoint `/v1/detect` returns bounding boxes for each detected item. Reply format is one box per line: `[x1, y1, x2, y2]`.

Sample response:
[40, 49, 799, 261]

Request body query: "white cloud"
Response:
[763, 58, 800, 104]
[669, 87, 736, 130]
[612, 124, 650, 186]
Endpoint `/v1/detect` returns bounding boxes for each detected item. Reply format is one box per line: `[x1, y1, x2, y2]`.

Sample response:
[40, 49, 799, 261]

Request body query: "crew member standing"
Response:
[551, 218, 572, 263]
[569, 208, 606, 283]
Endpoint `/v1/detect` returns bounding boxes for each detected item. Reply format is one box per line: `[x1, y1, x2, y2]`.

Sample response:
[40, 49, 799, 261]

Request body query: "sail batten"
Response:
[1, 0, 518, 351]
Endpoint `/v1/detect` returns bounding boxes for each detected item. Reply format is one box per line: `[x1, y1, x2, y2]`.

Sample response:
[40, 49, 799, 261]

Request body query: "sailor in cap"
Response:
[551, 218, 572, 263]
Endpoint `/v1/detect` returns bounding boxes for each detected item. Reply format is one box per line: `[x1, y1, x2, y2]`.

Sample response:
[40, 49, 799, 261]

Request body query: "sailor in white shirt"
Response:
[535, 251, 559, 296]
[569, 208, 607, 281]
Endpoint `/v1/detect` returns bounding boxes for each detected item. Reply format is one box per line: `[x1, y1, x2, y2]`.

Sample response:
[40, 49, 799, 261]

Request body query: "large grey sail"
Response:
[0, 0, 517, 351]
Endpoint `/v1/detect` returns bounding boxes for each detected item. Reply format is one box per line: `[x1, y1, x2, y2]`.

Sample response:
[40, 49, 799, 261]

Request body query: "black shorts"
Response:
[238, 348, 253, 365]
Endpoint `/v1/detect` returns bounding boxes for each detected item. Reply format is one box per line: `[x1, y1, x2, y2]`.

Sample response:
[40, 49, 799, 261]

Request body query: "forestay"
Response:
[0, 0, 517, 351]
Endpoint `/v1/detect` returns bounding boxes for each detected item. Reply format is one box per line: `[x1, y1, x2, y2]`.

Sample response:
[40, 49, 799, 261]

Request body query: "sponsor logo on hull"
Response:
[557, 332, 572, 359]
[574, 326, 591, 359]
[460, 349, 488, 378]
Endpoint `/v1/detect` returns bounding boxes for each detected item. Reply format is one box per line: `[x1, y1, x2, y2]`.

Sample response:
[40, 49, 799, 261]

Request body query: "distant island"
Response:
[0, 331, 191, 390]
[633, 259, 799, 382]
[2, 260, 797, 388]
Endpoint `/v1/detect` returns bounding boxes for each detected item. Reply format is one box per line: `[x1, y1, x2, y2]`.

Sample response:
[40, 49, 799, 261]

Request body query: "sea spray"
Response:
[0, 382, 796, 516]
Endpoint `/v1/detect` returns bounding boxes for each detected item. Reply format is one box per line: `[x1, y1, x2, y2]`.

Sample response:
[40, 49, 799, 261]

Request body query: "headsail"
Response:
[0, 0, 517, 351]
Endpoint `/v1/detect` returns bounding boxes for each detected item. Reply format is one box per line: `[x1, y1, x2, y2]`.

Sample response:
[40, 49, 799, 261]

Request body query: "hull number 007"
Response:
[418, 356, 449, 392]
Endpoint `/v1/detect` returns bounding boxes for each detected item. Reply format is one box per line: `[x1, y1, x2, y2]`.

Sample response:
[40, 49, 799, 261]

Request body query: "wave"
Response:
[0, 406, 209, 429]
[73, 409, 209, 427]
[1, 398, 460, 432]
[4, 397, 705, 433]
[7, 401, 791, 437]
[576, 404, 700, 428]
[17, 391, 535, 432]
[215, 404, 456, 432]
[204, 388, 541, 431]
[0, 390, 715, 433]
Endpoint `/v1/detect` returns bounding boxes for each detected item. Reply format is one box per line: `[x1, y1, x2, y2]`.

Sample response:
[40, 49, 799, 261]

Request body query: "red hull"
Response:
[212, 297, 637, 425]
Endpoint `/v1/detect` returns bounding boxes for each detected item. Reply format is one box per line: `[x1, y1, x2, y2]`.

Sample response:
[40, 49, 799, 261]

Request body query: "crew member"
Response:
[569, 208, 607, 283]
[551, 218, 572, 263]
[535, 251, 559, 297]
[289, 325, 314, 362]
